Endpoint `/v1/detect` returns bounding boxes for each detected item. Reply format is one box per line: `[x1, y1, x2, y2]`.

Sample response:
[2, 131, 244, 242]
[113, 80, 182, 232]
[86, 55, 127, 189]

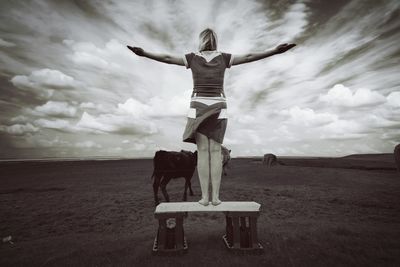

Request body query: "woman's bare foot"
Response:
[198, 199, 209, 206]
[212, 199, 222, 206]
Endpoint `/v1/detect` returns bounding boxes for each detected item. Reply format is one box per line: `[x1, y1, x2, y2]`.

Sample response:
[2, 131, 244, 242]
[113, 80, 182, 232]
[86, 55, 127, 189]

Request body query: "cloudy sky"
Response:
[0, 0, 399, 159]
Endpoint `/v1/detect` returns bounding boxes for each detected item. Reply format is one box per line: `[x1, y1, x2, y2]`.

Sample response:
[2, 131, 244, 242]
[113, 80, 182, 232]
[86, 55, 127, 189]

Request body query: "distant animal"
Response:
[221, 145, 231, 176]
[263, 153, 278, 167]
[395, 144, 400, 172]
[151, 150, 198, 206]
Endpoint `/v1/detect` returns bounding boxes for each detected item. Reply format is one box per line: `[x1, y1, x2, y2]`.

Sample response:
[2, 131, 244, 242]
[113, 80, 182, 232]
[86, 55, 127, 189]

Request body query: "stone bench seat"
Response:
[155, 201, 261, 213]
[153, 201, 263, 255]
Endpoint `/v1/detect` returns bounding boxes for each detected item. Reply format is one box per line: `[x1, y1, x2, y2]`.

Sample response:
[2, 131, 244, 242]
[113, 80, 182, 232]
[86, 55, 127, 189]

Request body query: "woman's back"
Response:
[184, 51, 233, 95]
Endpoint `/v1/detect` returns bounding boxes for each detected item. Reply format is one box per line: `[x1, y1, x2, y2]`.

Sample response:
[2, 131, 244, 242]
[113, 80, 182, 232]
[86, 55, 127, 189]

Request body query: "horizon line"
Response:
[0, 153, 393, 162]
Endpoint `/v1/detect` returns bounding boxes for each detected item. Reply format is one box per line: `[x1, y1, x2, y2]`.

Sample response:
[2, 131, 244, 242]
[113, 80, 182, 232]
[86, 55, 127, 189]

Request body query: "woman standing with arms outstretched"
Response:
[128, 28, 295, 206]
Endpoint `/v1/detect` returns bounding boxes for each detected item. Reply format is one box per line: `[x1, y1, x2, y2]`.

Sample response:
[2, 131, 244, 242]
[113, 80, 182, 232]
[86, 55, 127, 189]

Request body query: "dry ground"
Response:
[0, 154, 399, 266]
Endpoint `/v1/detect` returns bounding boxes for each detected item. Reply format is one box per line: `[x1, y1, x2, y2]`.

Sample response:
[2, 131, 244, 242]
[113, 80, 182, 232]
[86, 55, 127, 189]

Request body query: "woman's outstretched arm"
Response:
[232, 43, 296, 66]
[127, 46, 185, 66]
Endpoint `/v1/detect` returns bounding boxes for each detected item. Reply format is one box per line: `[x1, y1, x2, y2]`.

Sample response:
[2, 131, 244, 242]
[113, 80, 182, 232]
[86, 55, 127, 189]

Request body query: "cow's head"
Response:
[221, 145, 231, 161]
[180, 150, 198, 166]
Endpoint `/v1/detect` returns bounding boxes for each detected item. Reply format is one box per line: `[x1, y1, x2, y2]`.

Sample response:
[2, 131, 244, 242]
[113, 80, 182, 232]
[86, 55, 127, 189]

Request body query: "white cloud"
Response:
[11, 74, 54, 99]
[320, 133, 368, 140]
[232, 129, 262, 145]
[319, 119, 367, 139]
[273, 125, 299, 141]
[75, 140, 102, 148]
[34, 101, 77, 117]
[223, 137, 240, 145]
[64, 39, 129, 72]
[79, 102, 104, 110]
[232, 114, 257, 125]
[270, 3, 309, 41]
[117, 98, 151, 117]
[10, 115, 29, 123]
[148, 96, 189, 117]
[10, 68, 81, 100]
[121, 137, 157, 152]
[105, 146, 123, 154]
[0, 123, 38, 135]
[72, 52, 109, 69]
[31, 69, 75, 88]
[320, 84, 386, 107]
[34, 118, 73, 131]
[80, 102, 96, 109]
[35, 137, 71, 148]
[387, 92, 400, 108]
[361, 114, 399, 128]
[0, 38, 16, 47]
[280, 106, 337, 126]
[11, 68, 77, 89]
[129, 143, 146, 150]
[76, 111, 158, 135]
[117, 96, 188, 118]
[76, 112, 112, 133]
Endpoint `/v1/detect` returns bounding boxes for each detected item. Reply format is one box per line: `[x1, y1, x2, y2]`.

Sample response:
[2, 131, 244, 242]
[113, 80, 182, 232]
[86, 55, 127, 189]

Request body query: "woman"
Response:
[128, 28, 295, 206]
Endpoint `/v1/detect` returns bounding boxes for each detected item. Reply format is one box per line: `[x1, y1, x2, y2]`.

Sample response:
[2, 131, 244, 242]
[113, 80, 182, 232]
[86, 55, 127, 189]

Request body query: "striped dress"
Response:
[182, 50, 233, 144]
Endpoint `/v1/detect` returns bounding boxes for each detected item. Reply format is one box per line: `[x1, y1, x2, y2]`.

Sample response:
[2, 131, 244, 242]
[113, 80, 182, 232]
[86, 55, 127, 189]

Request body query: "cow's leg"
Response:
[183, 177, 189, 201]
[188, 179, 194, 196]
[160, 176, 170, 202]
[153, 174, 162, 206]
[196, 132, 210, 206]
[209, 137, 222, 206]
[222, 163, 227, 176]
[183, 175, 194, 201]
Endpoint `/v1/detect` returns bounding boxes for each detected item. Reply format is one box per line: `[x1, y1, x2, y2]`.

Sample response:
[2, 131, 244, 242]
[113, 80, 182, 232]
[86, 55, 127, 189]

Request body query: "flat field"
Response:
[0, 154, 399, 266]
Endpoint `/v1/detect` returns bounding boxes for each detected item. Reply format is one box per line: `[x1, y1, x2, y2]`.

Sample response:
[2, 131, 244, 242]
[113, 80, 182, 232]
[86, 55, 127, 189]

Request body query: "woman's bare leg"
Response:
[209, 138, 222, 205]
[196, 132, 210, 206]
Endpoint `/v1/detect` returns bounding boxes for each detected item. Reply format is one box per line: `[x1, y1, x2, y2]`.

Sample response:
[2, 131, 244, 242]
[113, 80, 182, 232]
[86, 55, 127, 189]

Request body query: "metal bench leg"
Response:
[154, 213, 187, 255]
[175, 216, 184, 250]
[158, 218, 167, 249]
[232, 216, 240, 248]
[249, 216, 259, 248]
[223, 212, 263, 252]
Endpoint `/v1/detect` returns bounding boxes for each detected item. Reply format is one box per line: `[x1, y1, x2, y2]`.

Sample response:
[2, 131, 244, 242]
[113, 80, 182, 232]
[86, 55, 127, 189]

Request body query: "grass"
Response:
[0, 156, 399, 266]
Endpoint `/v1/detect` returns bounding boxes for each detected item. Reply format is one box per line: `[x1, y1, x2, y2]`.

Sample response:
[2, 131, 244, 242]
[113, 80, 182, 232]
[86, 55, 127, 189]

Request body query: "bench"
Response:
[153, 201, 263, 255]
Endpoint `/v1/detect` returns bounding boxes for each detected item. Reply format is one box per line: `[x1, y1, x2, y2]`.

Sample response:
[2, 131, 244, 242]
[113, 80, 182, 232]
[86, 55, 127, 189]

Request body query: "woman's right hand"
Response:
[127, 45, 145, 56]
[275, 43, 296, 54]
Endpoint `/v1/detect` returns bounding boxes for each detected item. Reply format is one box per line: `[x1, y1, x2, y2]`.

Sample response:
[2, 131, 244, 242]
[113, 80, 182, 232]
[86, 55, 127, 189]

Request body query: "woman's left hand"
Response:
[275, 43, 296, 54]
[127, 45, 145, 56]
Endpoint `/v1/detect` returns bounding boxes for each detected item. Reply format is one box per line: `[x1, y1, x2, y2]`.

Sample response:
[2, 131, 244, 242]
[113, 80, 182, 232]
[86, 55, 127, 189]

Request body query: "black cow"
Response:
[151, 150, 198, 206]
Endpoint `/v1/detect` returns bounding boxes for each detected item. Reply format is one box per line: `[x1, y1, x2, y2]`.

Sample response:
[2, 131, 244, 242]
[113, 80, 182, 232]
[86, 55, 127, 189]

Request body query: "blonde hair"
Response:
[198, 28, 218, 51]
